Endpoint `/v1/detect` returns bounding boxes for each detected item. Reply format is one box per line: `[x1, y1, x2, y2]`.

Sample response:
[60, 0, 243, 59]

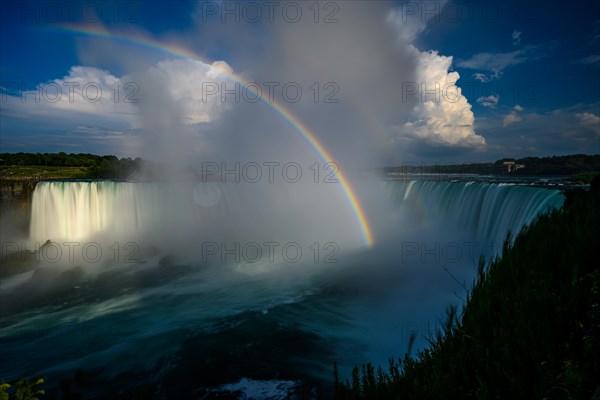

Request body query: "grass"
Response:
[334, 184, 600, 399]
[0, 165, 90, 181]
[0, 378, 45, 400]
[568, 171, 600, 184]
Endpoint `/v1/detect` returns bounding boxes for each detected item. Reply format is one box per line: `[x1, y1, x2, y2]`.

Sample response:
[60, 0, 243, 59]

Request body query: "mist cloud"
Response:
[3, 0, 490, 164]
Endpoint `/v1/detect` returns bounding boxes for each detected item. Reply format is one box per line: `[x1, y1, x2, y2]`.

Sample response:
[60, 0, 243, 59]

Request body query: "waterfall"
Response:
[29, 180, 564, 254]
[28, 180, 361, 247]
[29, 181, 230, 243]
[12, 179, 568, 392]
[384, 180, 564, 246]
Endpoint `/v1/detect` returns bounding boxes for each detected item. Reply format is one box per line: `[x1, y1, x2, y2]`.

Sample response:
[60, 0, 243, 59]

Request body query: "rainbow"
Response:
[46, 23, 375, 247]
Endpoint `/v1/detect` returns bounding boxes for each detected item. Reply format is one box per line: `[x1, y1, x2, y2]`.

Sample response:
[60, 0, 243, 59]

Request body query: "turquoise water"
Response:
[0, 180, 564, 397]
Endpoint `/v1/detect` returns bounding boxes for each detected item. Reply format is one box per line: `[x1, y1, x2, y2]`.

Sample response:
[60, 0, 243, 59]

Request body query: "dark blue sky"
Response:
[1, 0, 599, 163]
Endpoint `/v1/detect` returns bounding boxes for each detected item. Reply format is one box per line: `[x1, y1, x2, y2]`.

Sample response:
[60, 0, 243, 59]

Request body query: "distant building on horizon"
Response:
[502, 160, 525, 173]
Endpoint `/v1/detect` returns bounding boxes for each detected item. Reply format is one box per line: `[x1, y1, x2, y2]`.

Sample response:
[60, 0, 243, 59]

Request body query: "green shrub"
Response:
[335, 188, 600, 399]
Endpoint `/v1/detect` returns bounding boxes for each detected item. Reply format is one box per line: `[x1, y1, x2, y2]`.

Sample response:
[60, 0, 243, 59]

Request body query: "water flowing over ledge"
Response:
[29, 180, 364, 248]
[2, 178, 568, 396]
[30, 180, 564, 247]
[384, 180, 564, 246]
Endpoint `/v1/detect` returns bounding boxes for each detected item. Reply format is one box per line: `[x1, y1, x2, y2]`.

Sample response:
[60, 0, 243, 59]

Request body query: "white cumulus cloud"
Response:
[503, 105, 524, 127]
[384, 3, 485, 149]
[396, 47, 486, 147]
[134, 58, 234, 125]
[1, 66, 135, 123]
[576, 112, 600, 126]
[2, 60, 234, 129]
[477, 94, 500, 108]
[1, 60, 238, 161]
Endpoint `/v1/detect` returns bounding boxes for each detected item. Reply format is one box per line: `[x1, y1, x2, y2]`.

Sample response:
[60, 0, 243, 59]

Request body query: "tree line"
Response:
[383, 153, 600, 176]
[0, 152, 141, 179]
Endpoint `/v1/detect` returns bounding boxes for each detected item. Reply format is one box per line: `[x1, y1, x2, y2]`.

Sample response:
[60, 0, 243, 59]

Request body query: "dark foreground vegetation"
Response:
[335, 176, 600, 399]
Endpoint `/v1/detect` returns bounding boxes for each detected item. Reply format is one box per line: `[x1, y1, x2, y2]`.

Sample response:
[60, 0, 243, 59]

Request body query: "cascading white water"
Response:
[384, 180, 564, 246]
[30, 180, 564, 255]
[29, 180, 364, 249]
[30, 181, 223, 243]
[30, 181, 129, 242]
[7, 179, 567, 392]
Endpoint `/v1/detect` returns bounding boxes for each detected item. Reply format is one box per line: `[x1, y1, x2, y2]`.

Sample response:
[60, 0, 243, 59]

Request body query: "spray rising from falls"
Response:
[30, 181, 222, 243]
[384, 180, 565, 247]
[29, 180, 365, 254]
[11, 179, 567, 392]
[29, 180, 564, 259]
